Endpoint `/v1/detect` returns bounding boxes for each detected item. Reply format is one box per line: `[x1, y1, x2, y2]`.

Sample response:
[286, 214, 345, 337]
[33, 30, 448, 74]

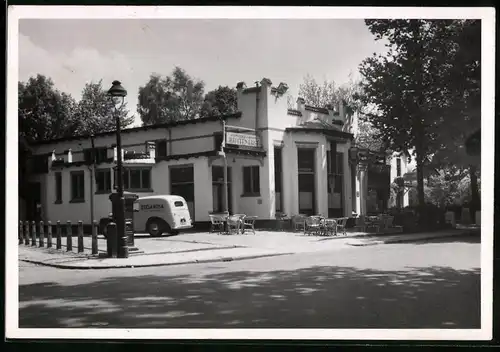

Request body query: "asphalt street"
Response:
[18, 234, 481, 329]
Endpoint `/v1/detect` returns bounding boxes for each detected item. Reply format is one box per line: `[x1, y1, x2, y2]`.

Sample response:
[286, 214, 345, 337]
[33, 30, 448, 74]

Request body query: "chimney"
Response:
[67, 149, 73, 163]
[297, 97, 305, 111]
[236, 81, 246, 111]
[146, 141, 156, 159]
[260, 77, 272, 89]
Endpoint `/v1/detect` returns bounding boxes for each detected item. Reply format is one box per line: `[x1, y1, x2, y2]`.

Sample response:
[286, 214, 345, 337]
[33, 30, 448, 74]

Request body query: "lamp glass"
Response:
[111, 96, 124, 110]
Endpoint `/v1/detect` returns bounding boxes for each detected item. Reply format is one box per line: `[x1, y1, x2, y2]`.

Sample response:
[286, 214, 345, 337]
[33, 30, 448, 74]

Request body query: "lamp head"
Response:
[107, 80, 127, 110]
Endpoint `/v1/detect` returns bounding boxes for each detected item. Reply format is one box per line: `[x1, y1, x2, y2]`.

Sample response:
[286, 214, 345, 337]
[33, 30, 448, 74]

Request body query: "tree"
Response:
[74, 80, 134, 135]
[18, 74, 78, 142]
[200, 86, 237, 117]
[358, 20, 480, 221]
[298, 74, 337, 108]
[297, 74, 384, 152]
[137, 67, 205, 125]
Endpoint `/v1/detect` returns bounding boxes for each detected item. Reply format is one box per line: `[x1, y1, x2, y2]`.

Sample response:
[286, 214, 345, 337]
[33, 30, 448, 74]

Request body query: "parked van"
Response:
[99, 195, 193, 237]
[134, 195, 193, 236]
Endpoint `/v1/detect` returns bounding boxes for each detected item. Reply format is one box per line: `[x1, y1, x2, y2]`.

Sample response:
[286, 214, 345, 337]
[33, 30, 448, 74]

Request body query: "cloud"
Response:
[18, 34, 142, 126]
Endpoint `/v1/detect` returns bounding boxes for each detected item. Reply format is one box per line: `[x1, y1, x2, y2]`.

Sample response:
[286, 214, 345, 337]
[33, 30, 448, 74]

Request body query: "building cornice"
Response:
[30, 112, 243, 146]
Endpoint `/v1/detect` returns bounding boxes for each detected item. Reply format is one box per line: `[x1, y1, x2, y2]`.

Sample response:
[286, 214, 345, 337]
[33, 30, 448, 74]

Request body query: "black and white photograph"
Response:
[6, 6, 494, 341]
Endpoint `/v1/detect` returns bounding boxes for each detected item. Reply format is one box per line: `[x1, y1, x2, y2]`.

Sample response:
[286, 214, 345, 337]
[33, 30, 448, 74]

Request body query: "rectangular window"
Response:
[114, 167, 152, 191]
[396, 158, 402, 177]
[95, 169, 111, 193]
[85, 147, 108, 164]
[95, 148, 108, 163]
[70, 171, 85, 202]
[212, 165, 232, 183]
[55, 172, 62, 203]
[274, 147, 282, 193]
[156, 140, 167, 158]
[243, 166, 260, 195]
[297, 149, 315, 172]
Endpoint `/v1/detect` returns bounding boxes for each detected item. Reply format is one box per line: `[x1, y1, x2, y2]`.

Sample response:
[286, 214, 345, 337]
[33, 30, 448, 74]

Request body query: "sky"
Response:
[19, 19, 388, 127]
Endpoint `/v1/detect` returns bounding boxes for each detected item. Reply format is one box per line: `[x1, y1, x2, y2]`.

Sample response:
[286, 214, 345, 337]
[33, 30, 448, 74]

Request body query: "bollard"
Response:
[24, 221, 30, 245]
[66, 221, 73, 251]
[56, 221, 62, 249]
[106, 222, 117, 258]
[117, 223, 129, 259]
[39, 221, 45, 247]
[78, 220, 84, 253]
[19, 221, 24, 245]
[31, 221, 37, 246]
[47, 221, 53, 248]
[91, 220, 98, 255]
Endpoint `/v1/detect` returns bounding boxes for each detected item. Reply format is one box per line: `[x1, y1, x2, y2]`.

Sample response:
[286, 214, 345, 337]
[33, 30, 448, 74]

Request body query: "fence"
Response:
[19, 220, 99, 255]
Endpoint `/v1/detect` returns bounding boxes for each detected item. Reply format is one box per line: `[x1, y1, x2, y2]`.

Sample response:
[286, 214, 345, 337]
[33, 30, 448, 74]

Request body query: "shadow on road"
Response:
[19, 264, 480, 329]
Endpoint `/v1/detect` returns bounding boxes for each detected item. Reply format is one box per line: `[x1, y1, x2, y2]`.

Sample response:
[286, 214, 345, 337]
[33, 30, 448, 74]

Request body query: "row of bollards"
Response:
[19, 220, 99, 255]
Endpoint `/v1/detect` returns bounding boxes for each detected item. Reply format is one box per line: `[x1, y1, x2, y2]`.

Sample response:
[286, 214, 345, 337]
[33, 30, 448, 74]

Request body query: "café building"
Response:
[21, 77, 398, 228]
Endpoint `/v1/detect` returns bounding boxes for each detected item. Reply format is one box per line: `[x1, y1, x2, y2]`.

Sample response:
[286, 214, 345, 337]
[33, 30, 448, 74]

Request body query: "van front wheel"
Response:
[147, 219, 165, 237]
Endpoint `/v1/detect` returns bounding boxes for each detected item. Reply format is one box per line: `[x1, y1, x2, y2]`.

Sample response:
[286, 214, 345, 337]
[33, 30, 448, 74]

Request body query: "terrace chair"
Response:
[242, 216, 257, 234]
[227, 215, 244, 235]
[335, 217, 349, 236]
[292, 214, 307, 232]
[209, 214, 225, 234]
[385, 215, 403, 233]
[304, 216, 324, 236]
[353, 215, 368, 232]
[367, 215, 386, 233]
[323, 218, 337, 236]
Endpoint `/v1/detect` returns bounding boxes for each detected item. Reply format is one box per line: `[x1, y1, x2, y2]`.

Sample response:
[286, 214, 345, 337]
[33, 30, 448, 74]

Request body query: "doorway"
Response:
[212, 166, 232, 213]
[26, 182, 41, 221]
[297, 148, 316, 216]
[170, 165, 195, 220]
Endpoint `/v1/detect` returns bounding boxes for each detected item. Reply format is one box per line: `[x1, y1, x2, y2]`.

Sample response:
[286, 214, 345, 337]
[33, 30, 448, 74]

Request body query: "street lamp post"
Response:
[217, 118, 229, 217]
[107, 80, 128, 251]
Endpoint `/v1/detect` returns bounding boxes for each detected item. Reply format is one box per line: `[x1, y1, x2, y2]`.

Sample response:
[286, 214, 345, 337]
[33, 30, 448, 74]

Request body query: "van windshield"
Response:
[174, 201, 184, 207]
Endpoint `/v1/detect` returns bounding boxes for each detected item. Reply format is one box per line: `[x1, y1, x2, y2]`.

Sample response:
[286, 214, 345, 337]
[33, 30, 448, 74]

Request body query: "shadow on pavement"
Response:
[390, 233, 481, 245]
[19, 264, 480, 329]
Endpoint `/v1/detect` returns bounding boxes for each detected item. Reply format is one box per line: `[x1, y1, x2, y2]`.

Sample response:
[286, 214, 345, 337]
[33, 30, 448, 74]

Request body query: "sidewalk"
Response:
[18, 227, 479, 269]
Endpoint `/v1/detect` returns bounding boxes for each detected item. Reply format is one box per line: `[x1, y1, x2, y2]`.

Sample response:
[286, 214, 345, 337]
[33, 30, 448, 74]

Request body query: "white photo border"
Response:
[6, 5, 495, 341]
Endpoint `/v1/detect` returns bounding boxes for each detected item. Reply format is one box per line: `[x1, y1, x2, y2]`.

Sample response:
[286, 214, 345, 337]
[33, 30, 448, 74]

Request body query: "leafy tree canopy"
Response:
[137, 67, 205, 125]
[74, 79, 134, 135]
[19, 74, 78, 142]
[200, 85, 237, 117]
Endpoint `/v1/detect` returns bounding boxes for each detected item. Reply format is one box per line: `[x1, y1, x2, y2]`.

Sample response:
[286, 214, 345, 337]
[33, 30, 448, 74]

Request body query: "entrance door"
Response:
[212, 166, 232, 213]
[297, 148, 316, 216]
[170, 166, 195, 220]
[27, 182, 41, 221]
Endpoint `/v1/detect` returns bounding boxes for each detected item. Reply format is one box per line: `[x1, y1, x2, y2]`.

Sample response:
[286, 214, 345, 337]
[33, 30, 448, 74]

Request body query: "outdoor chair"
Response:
[227, 214, 245, 235]
[292, 214, 307, 232]
[242, 216, 257, 234]
[304, 216, 324, 236]
[323, 218, 337, 236]
[335, 217, 348, 236]
[367, 215, 387, 233]
[209, 214, 225, 234]
[353, 215, 368, 232]
[385, 216, 403, 232]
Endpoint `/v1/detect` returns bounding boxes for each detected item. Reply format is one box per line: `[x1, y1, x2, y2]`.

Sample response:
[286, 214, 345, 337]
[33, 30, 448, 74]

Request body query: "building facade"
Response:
[21, 77, 406, 227]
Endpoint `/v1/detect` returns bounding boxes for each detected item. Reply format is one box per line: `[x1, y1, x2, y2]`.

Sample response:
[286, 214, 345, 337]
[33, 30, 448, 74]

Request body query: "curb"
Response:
[19, 252, 294, 270]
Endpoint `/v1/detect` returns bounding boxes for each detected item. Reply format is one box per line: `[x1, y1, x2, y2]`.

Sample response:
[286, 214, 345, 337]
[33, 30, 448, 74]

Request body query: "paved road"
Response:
[18, 235, 481, 329]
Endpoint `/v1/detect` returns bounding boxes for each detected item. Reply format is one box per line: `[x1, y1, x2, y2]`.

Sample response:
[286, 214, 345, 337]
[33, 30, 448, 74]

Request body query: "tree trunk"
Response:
[415, 125, 426, 227]
[469, 164, 479, 223]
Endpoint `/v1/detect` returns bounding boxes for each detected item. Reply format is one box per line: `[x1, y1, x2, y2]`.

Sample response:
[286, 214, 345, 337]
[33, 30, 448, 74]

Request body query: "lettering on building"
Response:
[141, 204, 164, 210]
[226, 132, 261, 148]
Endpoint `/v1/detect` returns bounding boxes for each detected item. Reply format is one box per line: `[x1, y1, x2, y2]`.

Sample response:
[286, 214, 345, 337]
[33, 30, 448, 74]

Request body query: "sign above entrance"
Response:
[226, 132, 261, 148]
